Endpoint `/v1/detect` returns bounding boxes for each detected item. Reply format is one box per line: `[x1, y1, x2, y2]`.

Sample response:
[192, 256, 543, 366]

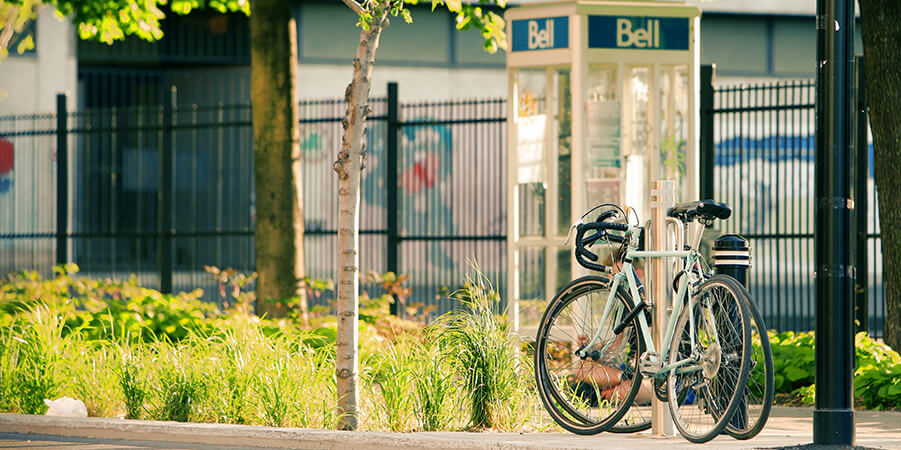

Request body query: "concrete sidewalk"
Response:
[1, 407, 899, 450]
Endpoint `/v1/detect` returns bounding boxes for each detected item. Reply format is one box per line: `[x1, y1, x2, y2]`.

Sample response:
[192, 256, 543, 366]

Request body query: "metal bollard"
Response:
[713, 234, 751, 288]
[650, 180, 676, 437]
[713, 234, 750, 430]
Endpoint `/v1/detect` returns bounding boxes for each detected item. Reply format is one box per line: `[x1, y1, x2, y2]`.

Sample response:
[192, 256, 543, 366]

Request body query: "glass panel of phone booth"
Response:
[515, 69, 547, 238]
[625, 65, 653, 222]
[554, 69, 573, 237]
[658, 65, 689, 202]
[585, 66, 621, 214]
[518, 246, 547, 330]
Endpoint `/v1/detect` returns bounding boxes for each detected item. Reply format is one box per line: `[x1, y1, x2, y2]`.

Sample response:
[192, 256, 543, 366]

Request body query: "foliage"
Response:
[768, 330, 901, 410]
[0, 266, 217, 343]
[434, 269, 527, 430]
[0, 267, 559, 431]
[369, 336, 417, 431]
[118, 346, 147, 420]
[0, 0, 248, 53]
[0, 304, 67, 414]
[769, 330, 816, 395]
[854, 332, 901, 410]
[0, 0, 38, 59]
[350, 0, 506, 53]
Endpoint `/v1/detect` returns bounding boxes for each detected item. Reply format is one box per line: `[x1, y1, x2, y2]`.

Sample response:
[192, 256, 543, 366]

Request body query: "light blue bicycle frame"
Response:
[576, 225, 716, 378]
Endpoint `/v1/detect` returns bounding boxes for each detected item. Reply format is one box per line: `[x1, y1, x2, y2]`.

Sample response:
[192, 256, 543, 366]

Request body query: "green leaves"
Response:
[345, 0, 507, 53]
[15, 34, 33, 54]
[57, 0, 247, 45]
[768, 330, 901, 410]
[783, 366, 809, 382]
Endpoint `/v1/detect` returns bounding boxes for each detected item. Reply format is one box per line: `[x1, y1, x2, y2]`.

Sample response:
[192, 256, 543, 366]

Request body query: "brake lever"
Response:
[563, 219, 583, 247]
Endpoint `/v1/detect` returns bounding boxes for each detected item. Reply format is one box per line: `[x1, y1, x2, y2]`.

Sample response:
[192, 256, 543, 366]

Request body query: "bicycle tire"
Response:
[667, 274, 752, 443]
[724, 282, 774, 440]
[534, 276, 645, 435]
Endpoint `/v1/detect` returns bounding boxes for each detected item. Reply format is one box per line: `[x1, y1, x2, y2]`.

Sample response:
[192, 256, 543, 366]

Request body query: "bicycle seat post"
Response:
[650, 180, 676, 437]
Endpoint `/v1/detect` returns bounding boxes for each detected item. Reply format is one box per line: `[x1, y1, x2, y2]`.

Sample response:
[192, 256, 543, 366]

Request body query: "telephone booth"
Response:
[506, 0, 701, 332]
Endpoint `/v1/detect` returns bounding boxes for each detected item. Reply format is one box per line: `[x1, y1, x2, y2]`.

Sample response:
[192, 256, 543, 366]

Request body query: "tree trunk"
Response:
[860, 0, 901, 350]
[250, 0, 307, 320]
[334, 13, 387, 431]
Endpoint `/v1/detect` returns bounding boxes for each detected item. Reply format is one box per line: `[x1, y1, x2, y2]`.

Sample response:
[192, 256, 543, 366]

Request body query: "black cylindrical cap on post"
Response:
[713, 234, 750, 288]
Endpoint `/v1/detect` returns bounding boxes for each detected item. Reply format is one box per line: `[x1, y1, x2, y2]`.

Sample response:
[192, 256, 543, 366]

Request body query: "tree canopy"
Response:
[0, 0, 249, 59]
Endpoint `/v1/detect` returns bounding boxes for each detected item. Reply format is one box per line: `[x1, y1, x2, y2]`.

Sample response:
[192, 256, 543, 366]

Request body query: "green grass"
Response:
[435, 269, 530, 430]
[0, 267, 558, 431]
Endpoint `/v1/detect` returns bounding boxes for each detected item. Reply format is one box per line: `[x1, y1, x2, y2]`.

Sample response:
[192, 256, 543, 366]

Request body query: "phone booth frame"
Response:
[505, 0, 701, 333]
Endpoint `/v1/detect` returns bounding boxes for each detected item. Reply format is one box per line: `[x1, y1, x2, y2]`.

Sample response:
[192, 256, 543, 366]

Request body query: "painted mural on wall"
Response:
[298, 115, 506, 291]
[0, 139, 12, 194]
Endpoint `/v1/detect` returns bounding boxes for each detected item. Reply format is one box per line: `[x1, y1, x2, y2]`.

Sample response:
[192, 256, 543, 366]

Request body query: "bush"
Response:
[0, 266, 216, 343]
[769, 330, 901, 410]
[854, 332, 901, 410]
[0, 265, 557, 432]
[435, 270, 528, 430]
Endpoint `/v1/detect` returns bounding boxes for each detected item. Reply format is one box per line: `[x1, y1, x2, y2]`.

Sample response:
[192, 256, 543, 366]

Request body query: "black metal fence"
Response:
[0, 75, 886, 334]
[701, 64, 884, 337]
[0, 84, 506, 319]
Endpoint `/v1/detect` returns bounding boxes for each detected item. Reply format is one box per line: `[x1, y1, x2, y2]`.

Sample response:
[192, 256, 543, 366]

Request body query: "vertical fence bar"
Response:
[700, 65, 715, 201]
[160, 86, 175, 294]
[386, 82, 400, 316]
[854, 56, 869, 334]
[56, 93, 69, 266]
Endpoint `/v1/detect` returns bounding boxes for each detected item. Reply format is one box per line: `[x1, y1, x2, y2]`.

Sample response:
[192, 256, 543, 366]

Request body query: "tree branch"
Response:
[341, 0, 364, 16]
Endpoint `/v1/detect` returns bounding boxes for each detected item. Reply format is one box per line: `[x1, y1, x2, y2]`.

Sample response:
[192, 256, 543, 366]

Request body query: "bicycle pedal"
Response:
[639, 352, 660, 376]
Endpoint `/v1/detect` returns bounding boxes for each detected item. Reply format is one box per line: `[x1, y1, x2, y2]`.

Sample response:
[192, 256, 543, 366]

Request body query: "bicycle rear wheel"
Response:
[724, 283, 774, 440]
[534, 276, 645, 435]
[667, 274, 751, 443]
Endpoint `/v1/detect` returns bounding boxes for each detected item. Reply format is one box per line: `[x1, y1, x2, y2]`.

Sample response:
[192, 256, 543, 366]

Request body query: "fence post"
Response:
[386, 82, 400, 316]
[160, 86, 175, 294]
[56, 93, 68, 266]
[854, 56, 868, 334]
[700, 65, 715, 201]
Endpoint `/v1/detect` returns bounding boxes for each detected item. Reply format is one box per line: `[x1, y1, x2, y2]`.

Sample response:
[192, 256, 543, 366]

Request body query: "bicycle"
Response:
[607, 279, 774, 440]
[534, 200, 755, 443]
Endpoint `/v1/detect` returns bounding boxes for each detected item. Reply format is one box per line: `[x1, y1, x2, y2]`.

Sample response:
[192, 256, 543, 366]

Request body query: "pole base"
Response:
[813, 409, 855, 446]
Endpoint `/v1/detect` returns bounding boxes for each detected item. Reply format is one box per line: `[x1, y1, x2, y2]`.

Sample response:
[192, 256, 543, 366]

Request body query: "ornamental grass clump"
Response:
[436, 269, 527, 430]
[370, 336, 417, 432]
[1, 305, 68, 414]
[60, 342, 122, 418]
[411, 338, 459, 431]
[117, 345, 147, 420]
[149, 343, 208, 423]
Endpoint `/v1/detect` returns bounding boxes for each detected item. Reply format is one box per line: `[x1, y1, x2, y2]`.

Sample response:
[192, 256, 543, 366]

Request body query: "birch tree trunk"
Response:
[250, 0, 308, 320]
[334, 12, 388, 431]
[860, 0, 901, 351]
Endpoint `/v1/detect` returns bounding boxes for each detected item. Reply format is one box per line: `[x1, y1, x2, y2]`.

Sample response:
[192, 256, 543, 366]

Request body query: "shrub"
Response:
[769, 330, 901, 410]
[435, 269, 526, 430]
[411, 337, 459, 431]
[769, 330, 816, 396]
[2, 305, 68, 414]
[150, 344, 207, 423]
[854, 332, 901, 410]
[370, 337, 417, 432]
[117, 344, 147, 420]
[0, 266, 216, 343]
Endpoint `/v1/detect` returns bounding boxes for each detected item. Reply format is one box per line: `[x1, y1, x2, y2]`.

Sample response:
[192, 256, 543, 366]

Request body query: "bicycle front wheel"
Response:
[724, 283, 774, 440]
[535, 276, 645, 435]
[667, 274, 752, 443]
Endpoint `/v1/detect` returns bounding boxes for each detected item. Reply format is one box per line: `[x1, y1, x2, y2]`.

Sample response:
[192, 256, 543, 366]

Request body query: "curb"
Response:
[0, 414, 575, 450]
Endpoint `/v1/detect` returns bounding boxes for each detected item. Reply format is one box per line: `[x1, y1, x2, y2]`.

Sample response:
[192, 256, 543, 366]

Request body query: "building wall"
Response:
[0, 8, 78, 116]
[0, 3, 856, 113]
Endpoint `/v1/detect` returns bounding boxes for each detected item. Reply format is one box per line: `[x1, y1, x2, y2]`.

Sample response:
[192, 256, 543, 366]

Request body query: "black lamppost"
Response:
[814, 0, 856, 445]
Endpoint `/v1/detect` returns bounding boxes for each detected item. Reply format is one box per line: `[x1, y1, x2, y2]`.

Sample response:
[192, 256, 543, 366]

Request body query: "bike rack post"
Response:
[650, 180, 676, 436]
